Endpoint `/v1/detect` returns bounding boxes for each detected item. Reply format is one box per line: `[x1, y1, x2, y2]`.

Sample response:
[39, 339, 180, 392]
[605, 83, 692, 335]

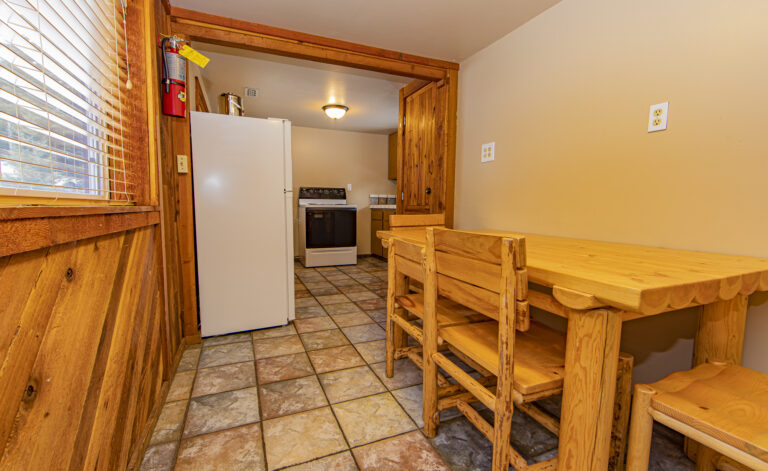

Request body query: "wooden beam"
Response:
[0, 211, 161, 258]
[170, 20, 448, 81]
[170, 7, 459, 71]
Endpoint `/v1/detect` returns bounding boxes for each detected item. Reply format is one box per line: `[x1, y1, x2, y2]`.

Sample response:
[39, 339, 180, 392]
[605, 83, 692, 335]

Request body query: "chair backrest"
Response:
[389, 213, 445, 230]
[426, 228, 529, 331]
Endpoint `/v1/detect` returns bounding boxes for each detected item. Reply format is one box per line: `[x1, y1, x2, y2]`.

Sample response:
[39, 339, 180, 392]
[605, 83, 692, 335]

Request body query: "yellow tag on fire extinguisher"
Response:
[179, 44, 210, 68]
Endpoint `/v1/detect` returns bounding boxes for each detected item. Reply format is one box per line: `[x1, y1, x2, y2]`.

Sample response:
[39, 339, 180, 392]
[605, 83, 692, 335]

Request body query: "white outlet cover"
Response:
[648, 102, 669, 132]
[481, 142, 495, 163]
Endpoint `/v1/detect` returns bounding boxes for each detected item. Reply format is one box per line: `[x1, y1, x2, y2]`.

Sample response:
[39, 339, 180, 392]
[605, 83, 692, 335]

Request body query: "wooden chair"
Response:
[385, 212, 448, 378]
[626, 362, 768, 471]
[419, 228, 564, 471]
[388, 212, 445, 230]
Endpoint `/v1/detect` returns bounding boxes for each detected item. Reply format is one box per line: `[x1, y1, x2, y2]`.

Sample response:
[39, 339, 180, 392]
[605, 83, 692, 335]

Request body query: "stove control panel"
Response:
[298, 187, 346, 200]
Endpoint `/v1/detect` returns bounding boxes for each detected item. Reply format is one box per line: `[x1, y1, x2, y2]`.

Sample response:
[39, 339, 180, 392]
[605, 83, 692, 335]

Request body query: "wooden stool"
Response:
[626, 362, 768, 471]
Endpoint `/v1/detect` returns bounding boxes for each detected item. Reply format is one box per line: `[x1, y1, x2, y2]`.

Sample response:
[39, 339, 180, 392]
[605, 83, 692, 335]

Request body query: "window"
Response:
[0, 0, 132, 201]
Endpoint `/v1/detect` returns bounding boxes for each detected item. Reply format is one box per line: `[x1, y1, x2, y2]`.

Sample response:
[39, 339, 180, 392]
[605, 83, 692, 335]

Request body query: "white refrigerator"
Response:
[190, 112, 295, 337]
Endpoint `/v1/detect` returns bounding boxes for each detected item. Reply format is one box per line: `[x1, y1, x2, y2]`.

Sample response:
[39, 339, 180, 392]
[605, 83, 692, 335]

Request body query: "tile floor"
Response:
[141, 257, 696, 471]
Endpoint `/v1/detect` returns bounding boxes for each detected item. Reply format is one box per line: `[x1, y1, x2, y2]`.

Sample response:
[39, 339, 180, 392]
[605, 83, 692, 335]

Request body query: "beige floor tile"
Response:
[262, 407, 347, 470]
[139, 442, 178, 471]
[300, 329, 349, 351]
[175, 423, 265, 471]
[149, 400, 188, 445]
[177, 346, 201, 372]
[352, 430, 449, 471]
[166, 370, 196, 402]
[331, 311, 374, 328]
[295, 305, 328, 319]
[308, 345, 365, 373]
[192, 361, 256, 397]
[341, 323, 386, 343]
[366, 308, 387, 323]
[315, 294, 351, 305]
[308, 286, 341, 296]
[295, 297, 320, 308]
[354, 340, 386, 364]
[391, 385, 461, 429]
[256, 352, 314, 384]
[339, 284, 371, 294]
[251, 323, 297, 340]
[323, 302, 363, 315]
[294, 316, 337, 333]
[332, 393, 415, 447]
[355, 298, 387, 311]
[282, 451, 357, 471]
[371, 359, 423, 390]
[253, 335, 305, 360]
[199, 342, 254, 368]
[202, 332, 251, 347]
[318, 365, 386, 403]
[183, 387, 260, 438]
[344, 290, 379, 302]
[260, 375, 328, 419]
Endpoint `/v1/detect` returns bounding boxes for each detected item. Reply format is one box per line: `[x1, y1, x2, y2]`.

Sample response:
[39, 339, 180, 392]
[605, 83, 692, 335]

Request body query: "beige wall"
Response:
[292, 126, 396, 255]
[456, 0, 768, 383]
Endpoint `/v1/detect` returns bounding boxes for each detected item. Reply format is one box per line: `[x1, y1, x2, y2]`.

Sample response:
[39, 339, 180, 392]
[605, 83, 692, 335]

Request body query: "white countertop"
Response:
[370, 204, 397, 209]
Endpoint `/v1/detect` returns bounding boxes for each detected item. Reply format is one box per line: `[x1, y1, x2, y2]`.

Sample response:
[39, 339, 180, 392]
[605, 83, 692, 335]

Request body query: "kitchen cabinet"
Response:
[370, 208, 395, 257]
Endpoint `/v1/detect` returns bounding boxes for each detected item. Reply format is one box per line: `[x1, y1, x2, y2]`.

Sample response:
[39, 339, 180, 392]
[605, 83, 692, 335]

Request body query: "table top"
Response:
[377, 228, 768, 315]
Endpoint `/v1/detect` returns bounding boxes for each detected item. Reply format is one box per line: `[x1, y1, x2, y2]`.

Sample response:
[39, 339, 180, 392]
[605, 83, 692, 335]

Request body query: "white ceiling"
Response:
[195, 44, 409, 133]
[171, 0, 562, 62]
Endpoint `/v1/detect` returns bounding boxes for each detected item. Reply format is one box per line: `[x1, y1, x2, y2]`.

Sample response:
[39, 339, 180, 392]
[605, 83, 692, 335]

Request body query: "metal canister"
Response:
[220, 92, 244, 116]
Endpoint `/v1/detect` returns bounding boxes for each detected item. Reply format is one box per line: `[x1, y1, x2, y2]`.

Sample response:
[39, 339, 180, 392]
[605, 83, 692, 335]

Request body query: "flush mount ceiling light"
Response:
[322, 104, 349, 119]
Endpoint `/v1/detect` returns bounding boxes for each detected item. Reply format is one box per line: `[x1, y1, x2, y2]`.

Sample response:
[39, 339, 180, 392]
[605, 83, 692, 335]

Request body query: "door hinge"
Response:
[401, 192, 404, 201]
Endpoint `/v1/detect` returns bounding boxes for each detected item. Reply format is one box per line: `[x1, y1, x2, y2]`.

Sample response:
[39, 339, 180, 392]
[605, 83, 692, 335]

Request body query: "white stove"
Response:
[298, 187, 357, 267]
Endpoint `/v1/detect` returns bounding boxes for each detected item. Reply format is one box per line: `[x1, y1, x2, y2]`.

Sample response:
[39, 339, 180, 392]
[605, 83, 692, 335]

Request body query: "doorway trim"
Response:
[167, 7, 459, 336]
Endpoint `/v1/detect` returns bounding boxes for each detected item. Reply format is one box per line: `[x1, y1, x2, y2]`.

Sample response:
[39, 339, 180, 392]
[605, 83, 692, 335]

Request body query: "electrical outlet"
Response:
[648, 102, 669, 132]
[177, 154, 189, 174]
[481, 142, 495, 163]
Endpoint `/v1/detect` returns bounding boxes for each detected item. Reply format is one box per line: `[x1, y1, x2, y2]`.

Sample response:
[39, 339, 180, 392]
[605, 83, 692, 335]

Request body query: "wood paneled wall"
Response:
[0, 0, 189, 468]
[0, 226, 173, 470]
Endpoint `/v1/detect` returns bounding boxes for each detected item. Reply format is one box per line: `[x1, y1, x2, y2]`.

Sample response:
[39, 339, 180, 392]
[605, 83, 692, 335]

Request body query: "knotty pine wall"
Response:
[0, 227, 171, 469]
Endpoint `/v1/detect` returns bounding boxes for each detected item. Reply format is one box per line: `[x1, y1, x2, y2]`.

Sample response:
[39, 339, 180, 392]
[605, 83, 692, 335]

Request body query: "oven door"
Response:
[305, 207, 357, 248]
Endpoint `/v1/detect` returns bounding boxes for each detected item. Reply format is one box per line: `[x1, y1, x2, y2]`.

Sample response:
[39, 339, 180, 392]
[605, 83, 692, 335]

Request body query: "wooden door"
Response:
[396, 78, 452, 221]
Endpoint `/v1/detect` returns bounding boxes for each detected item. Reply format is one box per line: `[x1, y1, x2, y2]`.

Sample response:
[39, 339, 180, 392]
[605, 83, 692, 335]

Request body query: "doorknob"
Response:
[425, 187, 431, 195]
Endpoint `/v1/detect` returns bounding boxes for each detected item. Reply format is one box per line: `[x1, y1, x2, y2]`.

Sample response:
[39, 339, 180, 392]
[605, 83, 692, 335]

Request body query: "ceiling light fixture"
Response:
[322, 104, 349, 119]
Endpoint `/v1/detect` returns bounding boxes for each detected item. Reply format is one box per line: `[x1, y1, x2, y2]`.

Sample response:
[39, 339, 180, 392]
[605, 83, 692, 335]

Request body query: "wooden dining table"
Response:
[377, 228, 768, 471]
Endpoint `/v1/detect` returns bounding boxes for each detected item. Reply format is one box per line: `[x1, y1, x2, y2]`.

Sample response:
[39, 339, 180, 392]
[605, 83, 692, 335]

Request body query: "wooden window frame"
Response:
[0, 0, 161, 256]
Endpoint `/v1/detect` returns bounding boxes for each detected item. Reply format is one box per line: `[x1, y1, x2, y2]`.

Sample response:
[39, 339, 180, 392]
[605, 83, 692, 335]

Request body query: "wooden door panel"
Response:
[397, 80, 449, 216]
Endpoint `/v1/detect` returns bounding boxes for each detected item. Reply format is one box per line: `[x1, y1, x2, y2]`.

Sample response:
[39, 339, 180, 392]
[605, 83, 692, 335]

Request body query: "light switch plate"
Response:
[177, 154, 189, 174]
[648, 102, 669, 132]
[481, 142, 495, 163]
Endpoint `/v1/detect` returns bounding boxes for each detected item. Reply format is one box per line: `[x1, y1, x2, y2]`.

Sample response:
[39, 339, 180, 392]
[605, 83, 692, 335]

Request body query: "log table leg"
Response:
[558, 308, 623, 471]
[686, 295, 749, 463]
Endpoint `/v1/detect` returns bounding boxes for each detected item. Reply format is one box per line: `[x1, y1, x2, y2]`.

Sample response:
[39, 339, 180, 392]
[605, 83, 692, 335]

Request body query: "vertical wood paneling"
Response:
[0, 226, 176, 471]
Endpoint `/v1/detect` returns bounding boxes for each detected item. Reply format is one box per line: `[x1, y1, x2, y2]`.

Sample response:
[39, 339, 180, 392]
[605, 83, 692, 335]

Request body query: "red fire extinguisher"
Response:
[160, 36, 186, 117]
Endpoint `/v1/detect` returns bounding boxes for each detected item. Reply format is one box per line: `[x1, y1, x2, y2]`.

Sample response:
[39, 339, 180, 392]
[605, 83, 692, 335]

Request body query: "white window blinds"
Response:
[0, 0, 132, 200]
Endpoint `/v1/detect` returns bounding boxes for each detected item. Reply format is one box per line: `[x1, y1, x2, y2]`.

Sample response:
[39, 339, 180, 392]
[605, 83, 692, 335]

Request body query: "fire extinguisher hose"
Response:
[161, 36, 171, 94]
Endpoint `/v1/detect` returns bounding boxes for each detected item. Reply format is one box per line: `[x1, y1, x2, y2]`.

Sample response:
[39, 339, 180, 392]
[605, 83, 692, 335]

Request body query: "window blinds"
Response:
[0, 0, 132, 200]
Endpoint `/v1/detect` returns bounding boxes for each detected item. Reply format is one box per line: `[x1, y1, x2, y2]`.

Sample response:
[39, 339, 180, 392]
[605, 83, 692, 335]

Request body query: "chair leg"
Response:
[625, 384, 656, 471]
[609, 352, 635, 471]
[694, 446, 718, 471]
